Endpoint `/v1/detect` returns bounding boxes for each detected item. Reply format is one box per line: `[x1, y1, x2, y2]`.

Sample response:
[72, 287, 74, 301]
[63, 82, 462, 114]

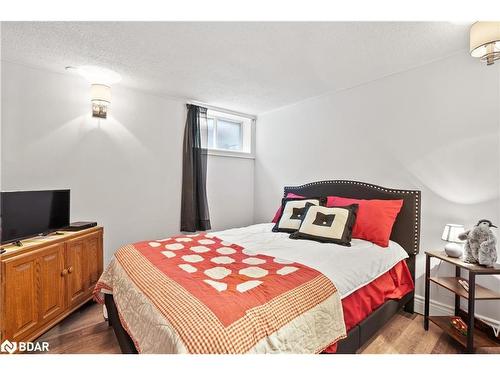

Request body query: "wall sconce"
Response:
[66, 65, 121, 119]
[470, 22, 500, 65]
[91, 84, 111, 119]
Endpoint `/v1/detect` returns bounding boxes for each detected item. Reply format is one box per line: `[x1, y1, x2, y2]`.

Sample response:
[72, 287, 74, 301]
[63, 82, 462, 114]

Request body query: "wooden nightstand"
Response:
[424, 250, 500, 353]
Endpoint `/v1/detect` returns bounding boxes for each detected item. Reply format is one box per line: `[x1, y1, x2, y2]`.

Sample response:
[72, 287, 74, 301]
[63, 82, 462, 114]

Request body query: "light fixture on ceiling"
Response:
[66, 65, 122, 119]
[470, 22, 500, 66]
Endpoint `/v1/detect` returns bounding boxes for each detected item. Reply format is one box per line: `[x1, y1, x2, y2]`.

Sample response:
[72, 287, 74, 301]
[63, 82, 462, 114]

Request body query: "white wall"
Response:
[207, 155, 254, 230]
[3, 54, 499, 323]
[1, 61, 254, 265]
[255, 53, 500, 321]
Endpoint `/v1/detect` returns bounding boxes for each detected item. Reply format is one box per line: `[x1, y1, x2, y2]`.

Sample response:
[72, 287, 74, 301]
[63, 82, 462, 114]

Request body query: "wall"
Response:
[255, 53, 500, 321]
[1, 61, 254, 265]
[207, 155, 254, 230]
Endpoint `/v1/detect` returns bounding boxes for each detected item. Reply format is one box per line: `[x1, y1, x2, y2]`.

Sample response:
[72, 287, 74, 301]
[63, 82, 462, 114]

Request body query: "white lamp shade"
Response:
[91, 84, 111, 104]
[442, 224, 465, 243]
[470, 22, 500, 57]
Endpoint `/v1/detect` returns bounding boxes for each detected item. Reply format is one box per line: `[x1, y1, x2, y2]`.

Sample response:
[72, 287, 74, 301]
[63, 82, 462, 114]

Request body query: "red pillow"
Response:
[271, 193, 304, 223]
[326, 196, 403, 247]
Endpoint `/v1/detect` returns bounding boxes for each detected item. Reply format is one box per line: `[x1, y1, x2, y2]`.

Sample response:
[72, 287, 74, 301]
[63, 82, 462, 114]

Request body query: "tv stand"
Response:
[1, 226, 103, 345]
[12, 240, 23, 247]
[36, 231, 65, 239]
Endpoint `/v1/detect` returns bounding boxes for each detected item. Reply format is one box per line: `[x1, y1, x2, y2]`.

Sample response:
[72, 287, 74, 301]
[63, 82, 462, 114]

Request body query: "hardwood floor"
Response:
[35, 301, 121, 354]
[360, 310, 496, 354]
[35, 301, 500, 354]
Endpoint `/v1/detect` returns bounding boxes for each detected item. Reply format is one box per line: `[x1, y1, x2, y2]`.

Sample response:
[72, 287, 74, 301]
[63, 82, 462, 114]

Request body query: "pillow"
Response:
[271, 193, 304, 223]
[289, 203, 359, 246]
[272, 197, 324, 233]
[271, 192, 347, 223]
[326, 196, 403, 247]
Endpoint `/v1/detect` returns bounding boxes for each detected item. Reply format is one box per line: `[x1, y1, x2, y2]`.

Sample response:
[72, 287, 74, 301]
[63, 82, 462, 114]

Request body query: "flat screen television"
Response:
[1, 190, 70, 245]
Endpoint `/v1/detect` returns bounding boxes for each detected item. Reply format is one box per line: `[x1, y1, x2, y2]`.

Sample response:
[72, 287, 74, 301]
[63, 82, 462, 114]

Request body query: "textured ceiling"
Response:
[1, 22, 469, 114]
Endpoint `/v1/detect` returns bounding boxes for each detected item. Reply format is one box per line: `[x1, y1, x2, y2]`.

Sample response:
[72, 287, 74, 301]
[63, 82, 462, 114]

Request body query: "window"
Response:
[202, 109, 254, 157]
[215, 118, 242, 150]
[206, 117, 242, 151]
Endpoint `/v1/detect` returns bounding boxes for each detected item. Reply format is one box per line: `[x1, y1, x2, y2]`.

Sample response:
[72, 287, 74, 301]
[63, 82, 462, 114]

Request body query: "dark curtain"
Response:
[181, 104, 211, 232]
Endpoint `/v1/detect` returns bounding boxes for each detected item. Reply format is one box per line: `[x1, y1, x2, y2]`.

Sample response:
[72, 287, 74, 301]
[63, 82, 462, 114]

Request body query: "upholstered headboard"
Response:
[283, 180, 421, 281]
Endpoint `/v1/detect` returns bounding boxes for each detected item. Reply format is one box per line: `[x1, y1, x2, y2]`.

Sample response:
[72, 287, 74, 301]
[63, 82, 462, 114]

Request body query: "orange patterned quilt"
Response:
[93, 233, 346, 353]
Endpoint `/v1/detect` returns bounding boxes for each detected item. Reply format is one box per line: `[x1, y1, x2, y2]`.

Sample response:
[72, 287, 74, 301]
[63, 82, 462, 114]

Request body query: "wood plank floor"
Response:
[35, 301, 500, 354]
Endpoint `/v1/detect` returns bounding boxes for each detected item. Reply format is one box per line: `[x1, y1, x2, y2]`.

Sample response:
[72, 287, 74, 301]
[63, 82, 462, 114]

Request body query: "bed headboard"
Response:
[283, 180, 421, 281]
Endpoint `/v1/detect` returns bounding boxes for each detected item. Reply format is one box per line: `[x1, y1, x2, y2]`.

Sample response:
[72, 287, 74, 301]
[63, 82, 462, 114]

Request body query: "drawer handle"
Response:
[68, 266, 74, 274]
[61, 269, 68, 277]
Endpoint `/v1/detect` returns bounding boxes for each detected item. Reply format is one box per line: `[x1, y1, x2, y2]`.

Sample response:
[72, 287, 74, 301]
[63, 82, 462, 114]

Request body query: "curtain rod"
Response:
[187, 100, 257, 120]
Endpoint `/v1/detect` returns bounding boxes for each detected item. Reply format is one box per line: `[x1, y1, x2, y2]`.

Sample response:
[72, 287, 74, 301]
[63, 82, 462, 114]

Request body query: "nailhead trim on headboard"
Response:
[283, 180, 421, 255]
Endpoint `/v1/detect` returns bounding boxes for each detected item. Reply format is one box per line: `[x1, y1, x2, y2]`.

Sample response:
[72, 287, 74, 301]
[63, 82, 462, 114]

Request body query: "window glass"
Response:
[206, 118, 215, 149]
[216, 119, 242, 150]
[203, 109, 253, 155]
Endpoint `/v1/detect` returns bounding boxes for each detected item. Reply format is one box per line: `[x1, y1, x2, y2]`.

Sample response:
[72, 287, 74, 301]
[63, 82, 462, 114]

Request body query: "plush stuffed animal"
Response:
[458, 219, 498, 267]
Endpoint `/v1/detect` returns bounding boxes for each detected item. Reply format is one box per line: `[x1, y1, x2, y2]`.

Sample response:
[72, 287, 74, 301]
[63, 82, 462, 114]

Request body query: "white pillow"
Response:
[290, 203, 359, 246]
[272, 198, 322, 233]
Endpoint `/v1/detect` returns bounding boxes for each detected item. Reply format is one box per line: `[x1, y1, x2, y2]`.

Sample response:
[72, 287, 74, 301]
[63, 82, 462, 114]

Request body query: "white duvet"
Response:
[213, 223, 408, 298]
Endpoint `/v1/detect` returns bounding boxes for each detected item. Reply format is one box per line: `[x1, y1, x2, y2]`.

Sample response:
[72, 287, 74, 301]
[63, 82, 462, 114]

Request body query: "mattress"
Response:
[212, 223, 409, 298]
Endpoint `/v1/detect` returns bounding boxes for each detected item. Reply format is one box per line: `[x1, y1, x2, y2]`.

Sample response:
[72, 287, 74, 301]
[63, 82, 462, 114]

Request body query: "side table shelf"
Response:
[424, 250, 500, 353]
[429, 277, 500, 300]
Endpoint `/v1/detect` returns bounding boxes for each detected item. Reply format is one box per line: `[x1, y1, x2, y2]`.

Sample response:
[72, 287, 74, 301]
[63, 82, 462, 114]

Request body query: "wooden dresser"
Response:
[0, 226, 103, 343]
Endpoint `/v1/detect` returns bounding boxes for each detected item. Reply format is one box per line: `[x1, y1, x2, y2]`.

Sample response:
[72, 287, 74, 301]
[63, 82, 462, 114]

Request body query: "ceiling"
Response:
[1, 22, 470, 114]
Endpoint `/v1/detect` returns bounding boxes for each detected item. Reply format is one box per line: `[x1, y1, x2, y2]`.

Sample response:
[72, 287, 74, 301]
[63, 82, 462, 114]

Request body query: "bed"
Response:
[96, 180, 421, 354]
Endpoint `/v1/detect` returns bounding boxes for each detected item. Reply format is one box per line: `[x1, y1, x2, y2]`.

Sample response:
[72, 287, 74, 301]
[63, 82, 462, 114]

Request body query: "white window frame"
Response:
[197, 104, 255, 159]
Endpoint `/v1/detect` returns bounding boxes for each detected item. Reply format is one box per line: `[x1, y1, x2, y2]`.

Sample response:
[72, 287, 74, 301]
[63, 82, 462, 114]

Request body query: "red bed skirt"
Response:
[324, 260, 414, 353]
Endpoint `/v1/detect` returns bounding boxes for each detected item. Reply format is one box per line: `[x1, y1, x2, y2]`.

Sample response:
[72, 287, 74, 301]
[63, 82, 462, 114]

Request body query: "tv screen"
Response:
[1, 190, 70, 245]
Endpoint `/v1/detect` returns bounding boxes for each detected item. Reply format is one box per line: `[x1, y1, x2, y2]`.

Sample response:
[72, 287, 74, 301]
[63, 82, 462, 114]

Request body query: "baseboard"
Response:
[414, 294, 500, 336]
[414, 295, 454, 316]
